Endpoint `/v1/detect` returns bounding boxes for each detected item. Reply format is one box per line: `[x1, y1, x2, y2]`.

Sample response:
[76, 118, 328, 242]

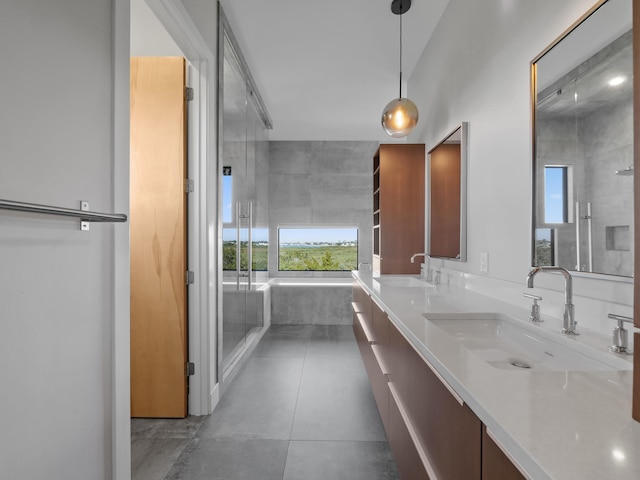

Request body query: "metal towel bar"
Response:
[0, 198, 127, 226]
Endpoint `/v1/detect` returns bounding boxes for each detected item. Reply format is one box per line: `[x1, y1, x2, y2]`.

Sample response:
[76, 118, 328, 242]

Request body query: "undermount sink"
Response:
[373, 276, 435, 288]
[423, 312, 631, 372]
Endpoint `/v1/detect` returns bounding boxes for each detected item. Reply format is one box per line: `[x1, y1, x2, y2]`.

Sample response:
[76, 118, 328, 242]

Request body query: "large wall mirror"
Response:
[532, 0, 633, 278]
[428, 122, 468, 261]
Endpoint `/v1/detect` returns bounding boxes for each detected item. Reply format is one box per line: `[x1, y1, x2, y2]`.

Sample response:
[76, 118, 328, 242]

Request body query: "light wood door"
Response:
[130, 57, 188, 418]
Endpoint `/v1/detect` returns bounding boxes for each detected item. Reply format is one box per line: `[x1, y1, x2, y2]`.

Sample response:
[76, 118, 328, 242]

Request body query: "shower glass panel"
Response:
[219, 18, 271, 375]
[221, 40, 249, 369]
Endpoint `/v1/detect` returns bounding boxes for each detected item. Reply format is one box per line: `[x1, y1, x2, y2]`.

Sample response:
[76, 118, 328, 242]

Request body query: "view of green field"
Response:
[279, 245, 357, 271]
[534, 239, 552, 266]
[223, 242, 268, 271]
[222, 242, 358, 271]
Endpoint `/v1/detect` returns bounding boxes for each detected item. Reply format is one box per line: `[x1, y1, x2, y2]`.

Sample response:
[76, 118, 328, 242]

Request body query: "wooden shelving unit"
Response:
[372, 144, 425, 274]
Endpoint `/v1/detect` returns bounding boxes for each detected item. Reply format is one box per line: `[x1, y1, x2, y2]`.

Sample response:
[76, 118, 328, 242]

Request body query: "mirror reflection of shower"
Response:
[532, 0, 634, 278]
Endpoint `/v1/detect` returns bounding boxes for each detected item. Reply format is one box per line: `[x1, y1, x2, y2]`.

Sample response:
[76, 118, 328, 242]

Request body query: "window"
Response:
[534, 228, 555, 266]
[544, 166, 570, 224]
[278, 227, 358, 271]
[222, 167, 233, 223]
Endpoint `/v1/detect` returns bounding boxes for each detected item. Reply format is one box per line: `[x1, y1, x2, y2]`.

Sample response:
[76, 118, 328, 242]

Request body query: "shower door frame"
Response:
[216, 4, 272, 391]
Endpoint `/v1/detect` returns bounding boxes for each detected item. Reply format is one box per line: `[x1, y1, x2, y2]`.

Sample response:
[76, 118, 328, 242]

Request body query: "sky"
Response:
[279, 228, 358, 244]
[222, 227, 358, 244]
[544, 166, 565, 224]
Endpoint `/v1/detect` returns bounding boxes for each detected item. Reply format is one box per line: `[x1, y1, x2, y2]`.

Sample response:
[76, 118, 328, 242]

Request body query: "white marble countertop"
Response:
[353, 271, 640, 480]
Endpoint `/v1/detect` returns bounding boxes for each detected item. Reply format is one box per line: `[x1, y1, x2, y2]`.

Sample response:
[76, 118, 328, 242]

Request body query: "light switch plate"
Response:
[480, 252, 489, 273]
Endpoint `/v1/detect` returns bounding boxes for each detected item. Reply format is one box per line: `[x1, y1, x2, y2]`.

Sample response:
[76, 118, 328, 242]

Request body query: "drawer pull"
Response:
[389, 383, 439, 480]
[355, 312, 377, 346]
[371, 344, 390, 379]
[351, 302, 361, 314]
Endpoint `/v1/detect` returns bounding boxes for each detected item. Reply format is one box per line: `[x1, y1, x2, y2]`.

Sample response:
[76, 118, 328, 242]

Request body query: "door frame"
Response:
[113, 0, 217, 477]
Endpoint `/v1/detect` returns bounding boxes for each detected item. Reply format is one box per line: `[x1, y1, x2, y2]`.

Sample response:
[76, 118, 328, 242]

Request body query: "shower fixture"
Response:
[615, 164, 634, 176]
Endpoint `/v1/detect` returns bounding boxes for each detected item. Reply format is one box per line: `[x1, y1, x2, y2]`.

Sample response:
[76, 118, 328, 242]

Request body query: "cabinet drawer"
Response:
[388, 384, 429, 480]
[388, 322, 481, 480]
[353, 311, 389, 433]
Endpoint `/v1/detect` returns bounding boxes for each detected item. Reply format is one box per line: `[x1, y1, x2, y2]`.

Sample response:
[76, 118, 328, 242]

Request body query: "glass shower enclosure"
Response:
[218, 6, 271, 378]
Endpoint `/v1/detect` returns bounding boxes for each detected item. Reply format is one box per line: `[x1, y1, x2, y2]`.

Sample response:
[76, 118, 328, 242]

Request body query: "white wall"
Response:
[408, 0, 633, 334]
[0, 0, 220, 478]
[131, 0, 183, 56]
[0, 1, 122, 478]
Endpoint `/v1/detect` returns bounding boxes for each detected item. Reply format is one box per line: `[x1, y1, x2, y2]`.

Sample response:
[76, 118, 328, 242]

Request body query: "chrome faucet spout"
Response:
[526, 266, 577, 335]
[410, 253, 428, 264]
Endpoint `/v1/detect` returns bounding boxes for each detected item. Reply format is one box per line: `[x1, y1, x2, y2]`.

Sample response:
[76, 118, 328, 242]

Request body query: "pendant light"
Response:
[381, 0, 419, 138]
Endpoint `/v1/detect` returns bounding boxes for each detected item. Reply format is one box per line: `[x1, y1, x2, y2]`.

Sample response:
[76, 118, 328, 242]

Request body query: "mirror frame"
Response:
[427, 122, 468, 262]
[530, 0, 633, 281]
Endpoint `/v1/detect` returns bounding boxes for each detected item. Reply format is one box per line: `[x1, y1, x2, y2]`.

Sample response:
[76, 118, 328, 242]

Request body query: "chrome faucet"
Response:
[410, 253, 428, 263]
[526, 266, 578, 335]
[607, 313, 633, 354]
[410, 253, 436, 282]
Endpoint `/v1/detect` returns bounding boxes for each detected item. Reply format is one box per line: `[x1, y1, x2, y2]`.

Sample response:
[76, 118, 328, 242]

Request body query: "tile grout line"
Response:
[281, 326, 313, 480]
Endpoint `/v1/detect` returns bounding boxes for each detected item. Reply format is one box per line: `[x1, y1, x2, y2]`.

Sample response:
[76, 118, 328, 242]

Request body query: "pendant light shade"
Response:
[381, 98, 419, 138]
[381, 0, 419, 138]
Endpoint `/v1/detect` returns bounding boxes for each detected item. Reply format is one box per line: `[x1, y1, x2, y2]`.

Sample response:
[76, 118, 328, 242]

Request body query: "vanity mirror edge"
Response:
[632, 0, 640, 421]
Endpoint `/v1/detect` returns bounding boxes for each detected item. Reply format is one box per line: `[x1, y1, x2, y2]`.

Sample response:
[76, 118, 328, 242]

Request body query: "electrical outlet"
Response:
[480, 252, 489, 273]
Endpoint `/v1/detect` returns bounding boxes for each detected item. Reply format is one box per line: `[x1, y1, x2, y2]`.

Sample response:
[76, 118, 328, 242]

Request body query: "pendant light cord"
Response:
[399, 12, 403, 99]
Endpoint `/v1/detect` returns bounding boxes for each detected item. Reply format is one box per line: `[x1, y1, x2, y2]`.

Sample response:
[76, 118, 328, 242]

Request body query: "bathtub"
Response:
[222, 280, 271, 332]
[268, 277, 353, 325]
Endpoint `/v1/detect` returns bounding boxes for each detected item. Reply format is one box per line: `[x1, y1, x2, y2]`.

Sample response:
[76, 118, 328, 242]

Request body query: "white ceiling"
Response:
[220, 0, 449, 141]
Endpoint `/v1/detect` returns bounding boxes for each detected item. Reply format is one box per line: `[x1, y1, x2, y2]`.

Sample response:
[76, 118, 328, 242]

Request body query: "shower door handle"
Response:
[575, 202, 581, 271]
[236, 201, 242, 289]
[585, 202, 593, 273]
[248, 201, 253, 290]
[575, 201, 593, 272]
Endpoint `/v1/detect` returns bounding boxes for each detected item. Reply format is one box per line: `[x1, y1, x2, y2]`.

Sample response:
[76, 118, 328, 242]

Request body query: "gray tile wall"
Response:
[580, 101, 634, 276]
[268, 141, 378, 276]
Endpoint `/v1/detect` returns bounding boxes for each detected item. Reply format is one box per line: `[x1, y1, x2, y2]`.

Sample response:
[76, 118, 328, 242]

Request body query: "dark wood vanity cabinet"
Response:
[373, 144, 425, 275]
[481, 427, 526, 480]
[353, 282, 525, 480]
[388, 320, 482, 480]
[352, 281, 482, 480]
[388, 390, 430, 480]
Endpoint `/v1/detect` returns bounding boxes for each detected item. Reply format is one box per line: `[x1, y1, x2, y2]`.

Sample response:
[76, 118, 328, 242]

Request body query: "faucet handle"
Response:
[522, 293, 542, 302]
[607, 314, 634, 354]
[607, 313, 633, 325]
[522, 293, 543, 322]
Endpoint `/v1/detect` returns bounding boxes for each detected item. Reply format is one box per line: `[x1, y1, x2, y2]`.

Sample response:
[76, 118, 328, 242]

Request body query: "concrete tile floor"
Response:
[132, 325, 399, 480]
